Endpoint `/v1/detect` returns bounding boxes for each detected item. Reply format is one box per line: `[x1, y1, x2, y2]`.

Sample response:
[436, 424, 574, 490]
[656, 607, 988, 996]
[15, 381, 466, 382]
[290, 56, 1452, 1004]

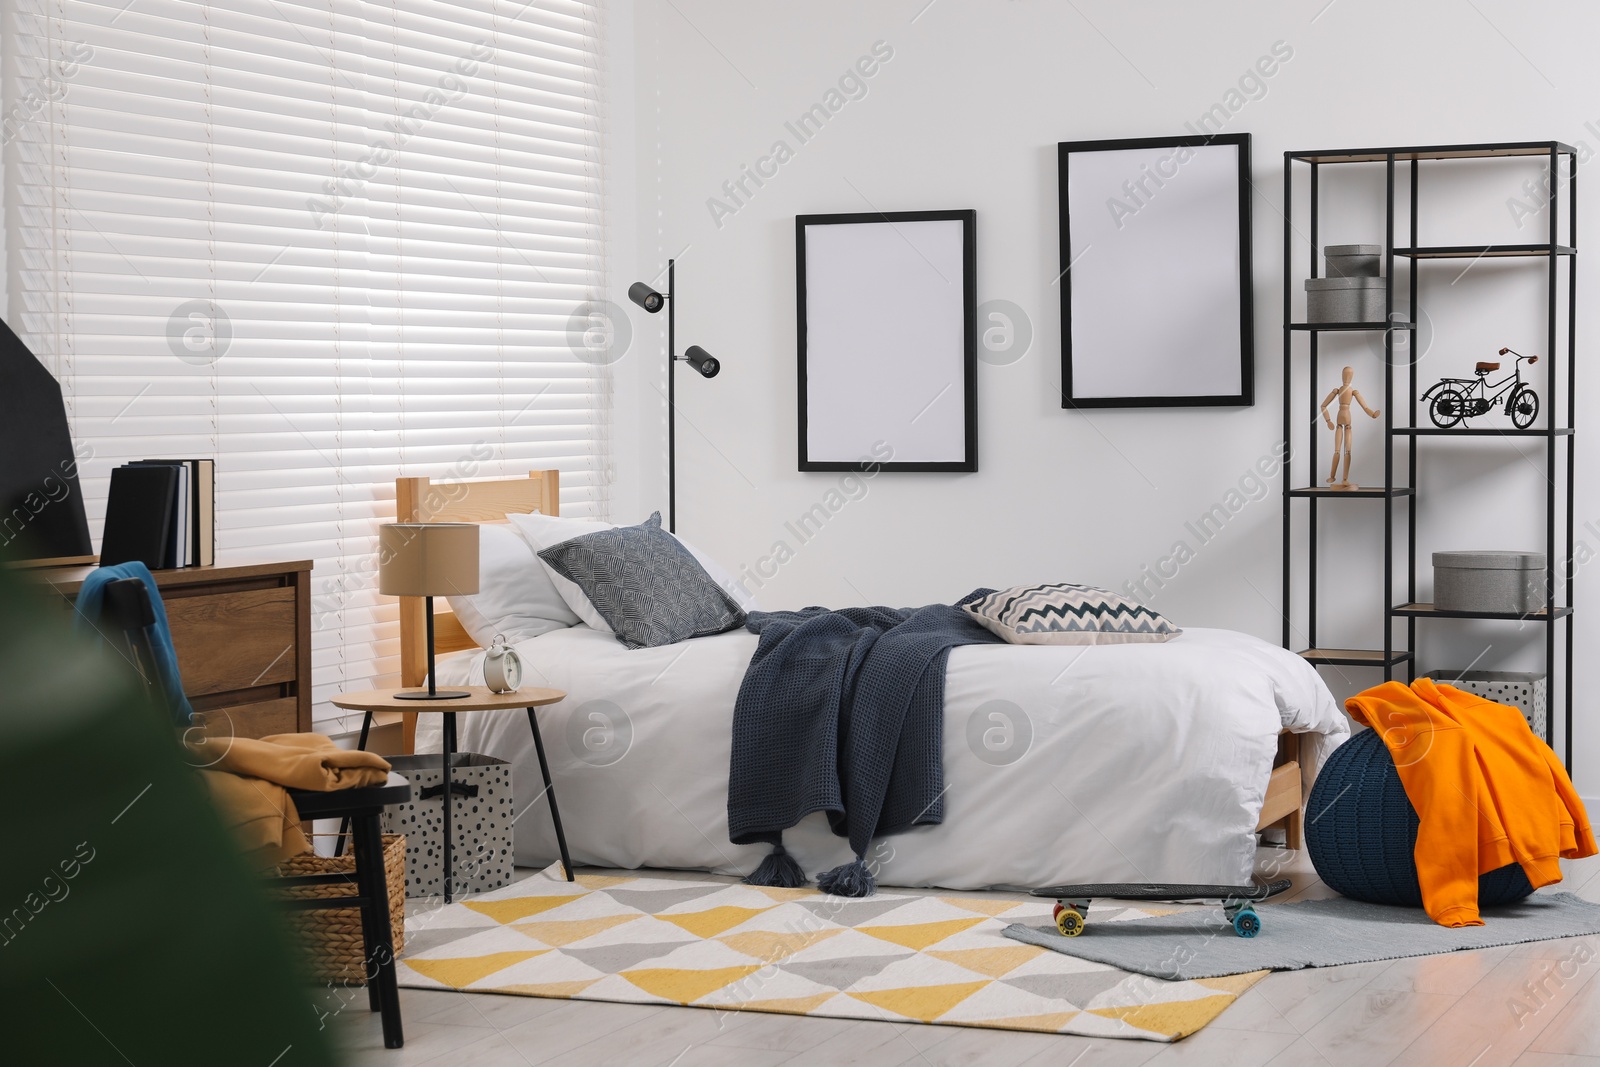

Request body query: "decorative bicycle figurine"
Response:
[1421, 347, 1541, 429]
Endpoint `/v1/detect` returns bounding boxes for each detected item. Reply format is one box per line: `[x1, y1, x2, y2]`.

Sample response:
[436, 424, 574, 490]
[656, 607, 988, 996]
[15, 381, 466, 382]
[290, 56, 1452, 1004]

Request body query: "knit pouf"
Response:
[1306, 728, 1533, 907]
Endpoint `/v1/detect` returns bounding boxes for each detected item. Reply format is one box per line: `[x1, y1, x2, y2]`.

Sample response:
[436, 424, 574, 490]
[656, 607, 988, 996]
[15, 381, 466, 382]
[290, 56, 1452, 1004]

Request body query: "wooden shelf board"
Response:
[1289, 142, 1577, 164]
[1289, 486, 1413, 498]
[1392, 603, 1572, 621]
[1394, 244, 1574, 259]
[1288, 321, 1412, 332]
[1393, 427, 1572, 437]
[1297, 648, 1413, 667]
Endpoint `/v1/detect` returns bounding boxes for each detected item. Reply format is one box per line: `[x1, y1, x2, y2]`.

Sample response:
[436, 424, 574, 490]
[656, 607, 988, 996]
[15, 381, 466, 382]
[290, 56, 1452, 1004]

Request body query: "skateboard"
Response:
[1028, 879, 1293, 939]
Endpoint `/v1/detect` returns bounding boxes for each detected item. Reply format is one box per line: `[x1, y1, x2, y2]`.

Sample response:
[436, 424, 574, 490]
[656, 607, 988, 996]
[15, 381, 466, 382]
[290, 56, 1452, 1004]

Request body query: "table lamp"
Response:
[379, 522, 479, 700]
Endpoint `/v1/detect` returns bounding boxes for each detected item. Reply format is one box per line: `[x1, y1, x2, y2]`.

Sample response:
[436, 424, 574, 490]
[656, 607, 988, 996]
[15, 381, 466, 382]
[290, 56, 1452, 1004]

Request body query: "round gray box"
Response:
[1432, 550, 1547, 613]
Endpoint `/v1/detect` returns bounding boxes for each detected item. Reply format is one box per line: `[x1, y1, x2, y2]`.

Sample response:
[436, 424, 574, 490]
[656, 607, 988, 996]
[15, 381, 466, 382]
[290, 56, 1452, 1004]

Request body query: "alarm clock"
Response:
[483, 635, 523, 693]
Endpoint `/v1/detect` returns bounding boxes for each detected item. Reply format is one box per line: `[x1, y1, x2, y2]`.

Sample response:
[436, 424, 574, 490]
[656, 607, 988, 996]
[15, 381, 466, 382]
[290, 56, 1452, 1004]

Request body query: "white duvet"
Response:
[423, 625, 1348, 891]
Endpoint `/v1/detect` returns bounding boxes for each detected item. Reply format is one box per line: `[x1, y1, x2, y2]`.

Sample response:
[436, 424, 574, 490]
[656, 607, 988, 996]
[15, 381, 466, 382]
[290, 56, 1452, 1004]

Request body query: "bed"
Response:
[395, 472, 1349, 891]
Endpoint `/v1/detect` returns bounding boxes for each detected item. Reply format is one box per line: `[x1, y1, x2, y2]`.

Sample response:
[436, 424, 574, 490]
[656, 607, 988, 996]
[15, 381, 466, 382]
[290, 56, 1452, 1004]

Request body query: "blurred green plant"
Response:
[0, 566, 339, 1065]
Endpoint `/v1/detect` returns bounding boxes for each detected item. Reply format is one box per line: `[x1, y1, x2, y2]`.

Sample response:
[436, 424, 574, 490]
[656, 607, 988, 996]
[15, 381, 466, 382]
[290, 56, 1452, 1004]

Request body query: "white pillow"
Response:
[506, 511, 762, 627]
[445, 522, 578, 647]
[505, 512, 617, 631]
[675, 534, 762, 612]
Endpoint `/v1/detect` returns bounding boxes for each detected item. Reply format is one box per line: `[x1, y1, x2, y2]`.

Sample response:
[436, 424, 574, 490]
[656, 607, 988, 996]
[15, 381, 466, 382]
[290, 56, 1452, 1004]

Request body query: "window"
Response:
[4, 0, 609, 724]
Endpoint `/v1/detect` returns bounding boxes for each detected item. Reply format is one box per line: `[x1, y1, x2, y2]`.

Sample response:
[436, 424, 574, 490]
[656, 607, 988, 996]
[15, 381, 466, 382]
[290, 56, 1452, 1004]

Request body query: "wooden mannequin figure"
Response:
[1321, 365, 1380, 490]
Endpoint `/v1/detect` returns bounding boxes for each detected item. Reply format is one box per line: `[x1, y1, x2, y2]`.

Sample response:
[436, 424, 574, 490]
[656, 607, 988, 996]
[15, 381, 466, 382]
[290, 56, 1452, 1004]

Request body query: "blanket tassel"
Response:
[816, 857, 876, 898]
[743, 843, 808, 888]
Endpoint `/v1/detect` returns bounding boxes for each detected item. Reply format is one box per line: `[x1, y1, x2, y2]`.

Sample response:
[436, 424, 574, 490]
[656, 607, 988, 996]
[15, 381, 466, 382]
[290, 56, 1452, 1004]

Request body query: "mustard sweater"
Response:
[188, 733, 391, 866]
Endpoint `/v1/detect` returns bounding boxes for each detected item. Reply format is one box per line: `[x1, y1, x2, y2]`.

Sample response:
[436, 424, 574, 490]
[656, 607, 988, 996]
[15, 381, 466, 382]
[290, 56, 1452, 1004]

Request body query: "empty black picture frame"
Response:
[1058, 133, 1254, 408]
[796, 210, 977, 472]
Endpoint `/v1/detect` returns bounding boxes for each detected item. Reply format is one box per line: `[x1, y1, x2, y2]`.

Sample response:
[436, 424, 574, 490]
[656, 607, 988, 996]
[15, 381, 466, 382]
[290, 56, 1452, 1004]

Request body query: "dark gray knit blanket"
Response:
[727, 592, 1001, 895]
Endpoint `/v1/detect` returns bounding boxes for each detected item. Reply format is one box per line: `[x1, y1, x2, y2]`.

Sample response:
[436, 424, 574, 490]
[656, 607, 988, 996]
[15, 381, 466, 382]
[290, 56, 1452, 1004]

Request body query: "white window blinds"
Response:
[4, 0, 610, 725]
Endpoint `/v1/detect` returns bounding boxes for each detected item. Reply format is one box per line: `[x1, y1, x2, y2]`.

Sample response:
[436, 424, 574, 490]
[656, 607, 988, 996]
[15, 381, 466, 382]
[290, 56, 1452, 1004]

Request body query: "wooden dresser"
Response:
[33, 559, 313, 738]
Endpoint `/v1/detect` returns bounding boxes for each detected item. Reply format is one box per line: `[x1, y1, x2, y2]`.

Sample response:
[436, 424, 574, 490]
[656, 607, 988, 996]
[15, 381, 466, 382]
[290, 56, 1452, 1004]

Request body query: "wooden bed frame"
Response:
[391, 470, 1305, 848]
[394, 470, 560, 752]
[1263, 732, 1304, 849]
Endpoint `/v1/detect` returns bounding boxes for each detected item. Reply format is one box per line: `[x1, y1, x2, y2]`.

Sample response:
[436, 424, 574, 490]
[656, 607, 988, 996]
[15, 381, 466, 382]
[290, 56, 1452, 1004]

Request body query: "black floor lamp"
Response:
[629, 259, 720, 533]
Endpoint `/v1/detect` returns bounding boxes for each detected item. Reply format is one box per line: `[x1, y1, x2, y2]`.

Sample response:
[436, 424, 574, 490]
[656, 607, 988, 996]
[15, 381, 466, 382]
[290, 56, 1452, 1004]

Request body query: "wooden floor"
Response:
[331, 847, 1600, 1067]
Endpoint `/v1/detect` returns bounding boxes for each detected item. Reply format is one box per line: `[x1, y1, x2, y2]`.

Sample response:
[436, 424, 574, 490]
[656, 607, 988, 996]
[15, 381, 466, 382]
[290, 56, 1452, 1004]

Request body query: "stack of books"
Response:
[99, 459, 215, 569]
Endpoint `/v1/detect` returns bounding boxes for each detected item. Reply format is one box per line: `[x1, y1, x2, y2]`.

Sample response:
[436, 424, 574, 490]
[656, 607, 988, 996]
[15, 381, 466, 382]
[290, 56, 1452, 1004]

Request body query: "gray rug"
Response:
[1003, 891, 1600, 980]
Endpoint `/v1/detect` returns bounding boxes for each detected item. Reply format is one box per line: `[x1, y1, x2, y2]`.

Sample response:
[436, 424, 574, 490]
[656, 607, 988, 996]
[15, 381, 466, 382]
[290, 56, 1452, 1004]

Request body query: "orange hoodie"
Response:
[1344, 679, 1595, 928]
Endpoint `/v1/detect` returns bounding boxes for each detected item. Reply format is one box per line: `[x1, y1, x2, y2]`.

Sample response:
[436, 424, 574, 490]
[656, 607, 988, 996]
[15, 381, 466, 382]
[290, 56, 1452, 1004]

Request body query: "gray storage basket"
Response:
[1324, 243, 1383, 278]
[1432, 550, 1546, 613]
[1305, 275, 1385, 322]
[383, 753, 514, 897]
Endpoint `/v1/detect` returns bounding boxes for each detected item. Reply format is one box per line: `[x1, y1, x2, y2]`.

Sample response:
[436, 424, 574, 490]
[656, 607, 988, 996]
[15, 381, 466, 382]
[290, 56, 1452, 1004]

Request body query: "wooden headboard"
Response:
[395, 470, 559, 750]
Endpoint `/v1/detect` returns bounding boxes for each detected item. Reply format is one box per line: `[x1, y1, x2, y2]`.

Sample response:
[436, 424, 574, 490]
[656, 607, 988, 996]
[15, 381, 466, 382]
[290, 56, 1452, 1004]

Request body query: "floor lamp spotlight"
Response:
[628, 259, 721, 533]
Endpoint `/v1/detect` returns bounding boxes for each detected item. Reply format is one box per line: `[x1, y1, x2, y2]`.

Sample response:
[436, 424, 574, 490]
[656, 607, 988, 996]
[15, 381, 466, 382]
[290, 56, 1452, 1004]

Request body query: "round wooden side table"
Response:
[331, 686, 569, 903]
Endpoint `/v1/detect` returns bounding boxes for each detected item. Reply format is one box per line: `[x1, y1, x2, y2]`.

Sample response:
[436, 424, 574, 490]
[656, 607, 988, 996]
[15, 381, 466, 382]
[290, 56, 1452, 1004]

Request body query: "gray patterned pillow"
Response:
[535, 512, 746, 649]
[962, 583, 1181, 645]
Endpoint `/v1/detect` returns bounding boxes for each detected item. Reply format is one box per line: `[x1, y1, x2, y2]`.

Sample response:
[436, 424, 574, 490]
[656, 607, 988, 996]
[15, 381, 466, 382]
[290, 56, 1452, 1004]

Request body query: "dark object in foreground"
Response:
[286, 773, 413, 1047]
[0, 567, 338, 1065]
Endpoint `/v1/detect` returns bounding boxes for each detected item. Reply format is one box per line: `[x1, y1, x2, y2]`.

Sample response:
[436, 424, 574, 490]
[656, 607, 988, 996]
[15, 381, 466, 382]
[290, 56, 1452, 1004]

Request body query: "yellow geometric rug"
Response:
[395, 866, 1267, 1042]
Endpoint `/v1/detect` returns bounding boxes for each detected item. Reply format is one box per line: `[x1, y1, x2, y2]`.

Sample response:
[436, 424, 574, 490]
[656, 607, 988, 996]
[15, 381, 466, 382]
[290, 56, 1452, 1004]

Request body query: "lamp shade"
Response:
[628, 281, 665, 313]
[378, 523, 481, 597]
[683, 344, 720, 378]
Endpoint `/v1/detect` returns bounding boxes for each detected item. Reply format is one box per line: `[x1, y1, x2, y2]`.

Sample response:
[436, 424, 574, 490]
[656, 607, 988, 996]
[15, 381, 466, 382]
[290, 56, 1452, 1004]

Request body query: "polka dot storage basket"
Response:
[381, 753, 515, 897]
[1305, 727, 1533, 907]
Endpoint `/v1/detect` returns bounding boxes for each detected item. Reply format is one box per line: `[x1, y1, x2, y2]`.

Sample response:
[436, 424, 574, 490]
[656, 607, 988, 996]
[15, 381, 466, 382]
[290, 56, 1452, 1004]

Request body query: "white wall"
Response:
[0, 12, 9, 324]
[607, 0, 1599, 789]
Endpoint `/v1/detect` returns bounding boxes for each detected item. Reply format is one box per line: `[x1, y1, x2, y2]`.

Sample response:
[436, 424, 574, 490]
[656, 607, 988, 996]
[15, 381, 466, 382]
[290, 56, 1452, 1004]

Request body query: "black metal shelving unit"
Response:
[1281, 141, 1577, 770]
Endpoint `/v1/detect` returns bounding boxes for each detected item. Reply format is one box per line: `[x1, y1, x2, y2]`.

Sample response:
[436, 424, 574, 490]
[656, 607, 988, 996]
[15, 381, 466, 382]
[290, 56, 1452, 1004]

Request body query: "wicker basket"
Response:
[274, 833, 406, 986]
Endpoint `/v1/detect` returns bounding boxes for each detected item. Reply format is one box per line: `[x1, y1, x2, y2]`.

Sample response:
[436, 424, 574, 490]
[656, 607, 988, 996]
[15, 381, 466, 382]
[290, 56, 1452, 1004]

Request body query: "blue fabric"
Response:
[1306, 727, 1533, 908]
[73, 562, 194, 726]
[728, 590, 1001, 880]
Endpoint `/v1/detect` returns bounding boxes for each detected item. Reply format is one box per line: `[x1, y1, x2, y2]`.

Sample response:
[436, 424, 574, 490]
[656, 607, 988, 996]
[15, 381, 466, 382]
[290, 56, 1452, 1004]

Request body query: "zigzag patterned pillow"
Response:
[962, 584, 1181, 645]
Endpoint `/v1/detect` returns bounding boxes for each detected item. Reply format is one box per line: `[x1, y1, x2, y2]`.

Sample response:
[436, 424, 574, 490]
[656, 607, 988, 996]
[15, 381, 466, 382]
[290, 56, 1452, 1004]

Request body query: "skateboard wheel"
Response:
[1052, 902, 1063, 922]
[1232, 906, 1260, 938]
[1056, 906, 1085, 937]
